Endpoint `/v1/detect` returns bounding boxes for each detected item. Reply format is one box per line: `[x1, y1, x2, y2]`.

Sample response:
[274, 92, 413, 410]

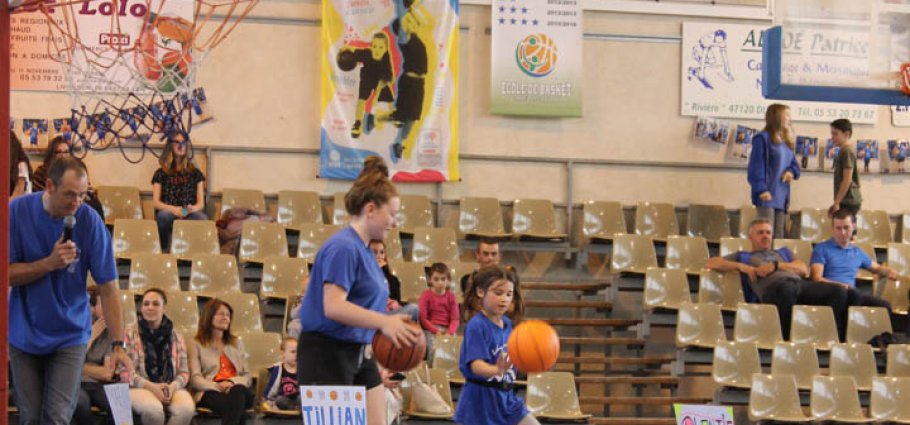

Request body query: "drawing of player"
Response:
[687, 30, 734, 89]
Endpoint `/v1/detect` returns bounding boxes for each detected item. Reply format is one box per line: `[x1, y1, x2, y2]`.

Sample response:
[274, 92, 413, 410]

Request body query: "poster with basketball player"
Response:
[856, 140, 880, 174]
[489, 0, 583, 116]
[822, 139, 841, 172]
[887, 140, 909, 174]
[795, 136, 819, 171]
[693, 116, 730, 146]
[319, 0, 459, 182]
[726, 125, 757, 161]
[21, 119, 48, 152]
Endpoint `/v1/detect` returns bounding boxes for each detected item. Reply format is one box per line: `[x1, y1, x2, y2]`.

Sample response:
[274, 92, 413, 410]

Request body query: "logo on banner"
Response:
[687, 29, 735, 90]
[516, 33, 557, 77]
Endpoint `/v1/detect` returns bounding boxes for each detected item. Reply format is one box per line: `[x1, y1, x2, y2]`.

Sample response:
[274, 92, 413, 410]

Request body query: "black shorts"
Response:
[297, 332, 383, 390]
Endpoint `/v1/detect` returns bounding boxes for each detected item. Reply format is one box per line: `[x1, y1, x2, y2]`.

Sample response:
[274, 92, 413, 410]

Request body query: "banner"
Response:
[681, 22, 877, 124]
[673, 404, 734, 425]
[319, 0, 459, 182]
[300, 386, 367, 425]
[894, 105, 910, 127]
[489, 0, 582, 116]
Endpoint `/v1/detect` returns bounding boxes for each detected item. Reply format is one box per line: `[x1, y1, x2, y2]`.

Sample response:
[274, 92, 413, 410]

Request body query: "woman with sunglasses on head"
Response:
[152, 130, 207, 252]
[32, 136, 106, 219]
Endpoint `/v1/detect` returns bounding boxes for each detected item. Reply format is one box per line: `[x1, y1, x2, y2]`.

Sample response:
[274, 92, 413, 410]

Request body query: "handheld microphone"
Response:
[63, 215, 76, 243]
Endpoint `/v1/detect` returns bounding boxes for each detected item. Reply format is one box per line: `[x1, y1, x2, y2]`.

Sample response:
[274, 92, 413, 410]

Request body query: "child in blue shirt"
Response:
[454, 266, 539, 425]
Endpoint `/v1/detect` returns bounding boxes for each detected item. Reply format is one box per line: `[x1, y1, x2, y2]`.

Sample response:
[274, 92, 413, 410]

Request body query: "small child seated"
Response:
[263, 337, 300, 411]
[419, 263, 460, 363]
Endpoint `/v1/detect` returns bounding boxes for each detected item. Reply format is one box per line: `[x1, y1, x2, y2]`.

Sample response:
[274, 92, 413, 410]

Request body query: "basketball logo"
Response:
[329, 391, 338, 401]
[515, 33, 557, 77]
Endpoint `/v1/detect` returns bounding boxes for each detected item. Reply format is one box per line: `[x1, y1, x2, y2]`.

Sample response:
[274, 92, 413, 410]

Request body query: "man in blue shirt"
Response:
[810, 209, 896, 311]
[8, 157, 131, 425]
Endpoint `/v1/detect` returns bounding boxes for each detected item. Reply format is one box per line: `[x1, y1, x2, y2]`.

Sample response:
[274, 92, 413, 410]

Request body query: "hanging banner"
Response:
[681, 22, 877, 124]
[893, 105, 910, 127]
[300, 386, 367, 425]
[489, 0, 582, 116]
[319, 0, 459, 182]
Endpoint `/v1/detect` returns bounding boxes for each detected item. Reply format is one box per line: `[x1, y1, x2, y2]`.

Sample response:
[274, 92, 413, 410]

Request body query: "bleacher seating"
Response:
[697, 270, 743, 311]
[800, 208, 832, 244]
[634, 201, 679, 242]
[686, 204, 731, 243]
[512, 198, 567, 241]
[112, 219, 161, 260]
[770, 342, 819, 390]
[127, 253, 181, 293]
[581, 200, 626, 244]
[458, 197, 510, 239]
[810, 376, 871, 422]
[411, 226, 460, 264]
[830, 343, 877, 391]
[220, 188, 266, 215]
[276, 190, 323, 227]
[712, 341, 760, 389]
[239, 222, 289, 264]
[790, 305, 840, 351]
[733, 303, 782, 350]
[870, 377, 910, 423]
[396, 194, 433, 235]
[749, 374, 811, 422]
[170, 220, 220, 259]
[857, 209, 893, 249]
[188, 254, 242, 296]
[96, 185, 143, 225]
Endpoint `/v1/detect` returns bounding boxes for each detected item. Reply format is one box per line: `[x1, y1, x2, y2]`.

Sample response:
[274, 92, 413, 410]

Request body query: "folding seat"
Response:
[411, 227, 460, 264]
[511, 198, 567, 241]
[331, 192, 348, 225]
[676, 302, 726, 348]
[581, 200, 626, 244]
[712, 341, 761, 388]
[748, 374, 811, 422]
[889, 242, 910, 276]
[295, 223, 342, 262]
[431, 335, 465, 384]
[734, 303, 782, 350]
[800, 208, 832, 244]
[170, 220, 219, 260]
[855, 241, 876, 283]
[276, 190, 323, 227]
[261, 256, 308, 300]
[857, 209, 893, 249]
[830, 343, 877, 391]
[903, 212, 910, 244]
[697, 270, 744, 311]
[188, 254, 242, 296]
[810, 375, 873, 422]
[870, 377, 910, 423]
[738, 205, 758, 238]
[120, 290, 138, 329]
[643, 268, 691, 310]
[96, 185, 143, 225]
[665, 235, 709, 275]
[218, 293, 263, 333]
[238, 222, 288, 264]
[112, 219, 161, 260]
[773, 239, 813, 263]
[127, 253, 181, 293]
[888, 345, 910, 377]
[686, 204, 731, 243]
[718, 236, 750, 257]
[526, 372, 592, 420]
[610, 234, 657, 274]
[458, 197, 510, 239]
[397, 194, 433, 235]
[220, 188, 265, 216]
[402, 368, 455, 420]
[790, 305, 840, 351]
[238, 332, 282, 373]
[880, 277, 910, 315]
[771, 342, 819, 390]
[384, 228, 404, 262]
[390, 261, 429, 304]
[846, 306, 892, 345]
[168, 292, 199, 334]
[447, 262, 478, 302]
[634, 202, 679, 242]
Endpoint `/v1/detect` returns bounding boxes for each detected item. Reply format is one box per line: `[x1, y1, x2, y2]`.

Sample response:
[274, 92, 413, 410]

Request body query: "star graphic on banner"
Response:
[499, 5, 504, 12]
[499, 17, 505, 24]
[532, 19, 539, 25]
[522, 7, 527, 13]
[510, 18, 516, 24]
[440, 62, 445, 68]
[521, 19, 527, 25]
[510, 6, 516, 12]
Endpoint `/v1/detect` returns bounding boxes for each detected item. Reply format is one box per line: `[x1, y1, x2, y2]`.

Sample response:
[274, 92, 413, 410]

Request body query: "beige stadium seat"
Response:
[712, 341, 761, 389]
[889, 243, 910, 276]
[238, 332, 282, 373]
[634, 202, 679, 242]
[397, 194, 433, 235]
[511, 198, 567, 241]
[170, 220, 219, 259]
[526, 372, 592, 420]
[856, 242, 877, 283]
[749, 374, 812, 423]
[217, 293, 263, 333]
[665, 235, 709, 274]
[188, 254, 242, 296]
[411, 227, 460, 264]
[738, 205, 758, 238]
[276, 190, 323, 227]
[112, 219, 161, 260]
[294, 223, 342, 262]
[889, 345, 910, 377]
[773, 239, 813, 263]
[830, 343, 877, 391]
[857, 209, 893, 249]
[390, 261, 428, 304]
[403, 368, 455, 420]
[220, 188, 265, 215]
[846, 306, 892, 345]
[733, 303, 782, 350]
[903, 213, 910, 244]
[642, 267, 691, 311]
[686, 204, 731, 243]
[676, 302, 726, 348]
[261, 256, 308, 299]
[790, 305, 840, 351]
[96, 185, 143, 225]
[431, 335, 464, 384]
[127, 253, 181, 293]
[697, 270, 744, 311]
[771, 342, 820, 390]
[120, 291, 138, 329]
[458, 197, 510, 239]
[881, 277, 910, 315]
[331, 192, 349, 225]
[238, 222, 288, 264]
[168, 292, 199, 334]
[810, 375, 873, 423]
[871, 377, 910, 424]
[610, 234, 657, 274]
[581, 200, 626, 243]
[718, 237, 751, 257]
[447, 262, 478, 302]
[384, 228, 404, 262]
[800, 208, 832, 244]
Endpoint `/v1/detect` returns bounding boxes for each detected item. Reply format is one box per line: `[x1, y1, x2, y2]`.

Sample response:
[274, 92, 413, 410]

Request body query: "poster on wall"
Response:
[795, 136, 819, 170]
[856, 139, 880, 174]
[681, 22, 877, 124]
[489, 0, 582, 116]
[894, 106, 910, 127]
[319, 0, 459, 182]
[727, 125, 758, 161]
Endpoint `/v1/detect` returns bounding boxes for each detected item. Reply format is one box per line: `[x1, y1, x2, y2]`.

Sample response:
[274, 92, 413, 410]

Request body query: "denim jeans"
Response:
[156, 209, 208, 252]
[390, 303, 419, 322]
[10, 344, 87, 425]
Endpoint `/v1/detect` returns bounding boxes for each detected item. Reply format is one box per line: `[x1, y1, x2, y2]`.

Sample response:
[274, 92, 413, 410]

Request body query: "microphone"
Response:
[63, 215, 76, 243]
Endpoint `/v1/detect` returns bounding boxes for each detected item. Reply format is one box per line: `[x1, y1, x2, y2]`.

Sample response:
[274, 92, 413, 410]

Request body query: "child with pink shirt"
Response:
[419, 263, 460, 364]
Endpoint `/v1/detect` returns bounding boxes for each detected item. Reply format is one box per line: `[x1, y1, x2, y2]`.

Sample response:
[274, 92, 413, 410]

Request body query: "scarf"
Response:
[138, 316, 175, 384]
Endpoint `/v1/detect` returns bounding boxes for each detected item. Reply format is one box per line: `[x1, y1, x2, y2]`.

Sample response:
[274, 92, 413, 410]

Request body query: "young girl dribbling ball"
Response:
[454, 266, 539, 425]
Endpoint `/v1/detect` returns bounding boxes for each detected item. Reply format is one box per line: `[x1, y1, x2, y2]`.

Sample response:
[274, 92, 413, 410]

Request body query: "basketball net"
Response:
[11, 0, 258, 159]
[902, 63, 910, 96]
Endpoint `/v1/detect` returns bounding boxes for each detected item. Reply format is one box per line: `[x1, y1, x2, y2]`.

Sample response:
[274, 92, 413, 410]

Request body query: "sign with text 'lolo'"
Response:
[300, 386, 367, 425]
[673, 403, 735, 425]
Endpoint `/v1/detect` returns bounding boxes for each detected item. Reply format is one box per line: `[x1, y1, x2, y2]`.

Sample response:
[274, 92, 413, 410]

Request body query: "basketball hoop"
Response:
[902, 63, 910, 96]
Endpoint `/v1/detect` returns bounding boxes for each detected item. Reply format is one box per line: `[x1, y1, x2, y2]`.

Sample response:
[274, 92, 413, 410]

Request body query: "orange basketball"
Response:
[507, 320, 560, 373]
[372, 323, 427, 372]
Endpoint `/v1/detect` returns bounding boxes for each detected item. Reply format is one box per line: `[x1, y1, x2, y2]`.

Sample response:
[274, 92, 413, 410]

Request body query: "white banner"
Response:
[893, 106, 910, 126]
[300, 386, 367, 425]
[681, 22, 878, 124]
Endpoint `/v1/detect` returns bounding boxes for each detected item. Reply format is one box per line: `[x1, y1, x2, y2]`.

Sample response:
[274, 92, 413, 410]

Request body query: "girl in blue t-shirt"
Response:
[454, 266, 540, 425]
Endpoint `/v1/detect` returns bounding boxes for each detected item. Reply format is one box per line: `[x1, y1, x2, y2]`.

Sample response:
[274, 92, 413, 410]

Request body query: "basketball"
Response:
[507, 320, 560, 373]
[372, 323, 427, 372]
[336, 50, 357, 71]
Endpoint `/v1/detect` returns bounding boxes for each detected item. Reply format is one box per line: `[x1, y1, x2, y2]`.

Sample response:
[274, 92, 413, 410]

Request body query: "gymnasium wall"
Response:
[11, 0, 910, 214]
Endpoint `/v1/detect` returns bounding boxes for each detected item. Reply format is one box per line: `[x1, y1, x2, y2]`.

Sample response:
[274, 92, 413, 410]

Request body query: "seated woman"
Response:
[189, 299, 253, 425]
[123, 289, 195, 425]
[73, 287, 117, 425]
[152, 130, 207, 251]
[9, 131, 31, 200]
[32, 136, 105, 218]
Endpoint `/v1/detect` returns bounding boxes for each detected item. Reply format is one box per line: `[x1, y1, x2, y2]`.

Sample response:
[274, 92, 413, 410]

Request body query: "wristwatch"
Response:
[773, 261, 779, 272]
[111, 340, 126, 350]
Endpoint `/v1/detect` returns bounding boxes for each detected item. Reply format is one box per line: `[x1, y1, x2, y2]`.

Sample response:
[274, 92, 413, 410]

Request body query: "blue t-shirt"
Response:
[454, 314, 528, 425]
[8, 192, 117, 355]
[299, 226, 389, 344]
[810, 239, 872, 287]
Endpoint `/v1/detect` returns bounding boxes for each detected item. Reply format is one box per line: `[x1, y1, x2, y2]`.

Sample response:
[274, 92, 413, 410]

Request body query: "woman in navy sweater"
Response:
[747, 104, 800, 238]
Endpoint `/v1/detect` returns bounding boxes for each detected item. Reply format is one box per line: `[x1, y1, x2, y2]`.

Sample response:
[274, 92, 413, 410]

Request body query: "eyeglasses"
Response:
[54, 149, 69, 155]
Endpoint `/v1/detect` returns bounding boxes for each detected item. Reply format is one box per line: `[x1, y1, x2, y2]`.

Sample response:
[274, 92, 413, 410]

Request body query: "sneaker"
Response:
[364, 114, 375, 135]
[351, 120, 362, 138]
[389, 143, 403, 163]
